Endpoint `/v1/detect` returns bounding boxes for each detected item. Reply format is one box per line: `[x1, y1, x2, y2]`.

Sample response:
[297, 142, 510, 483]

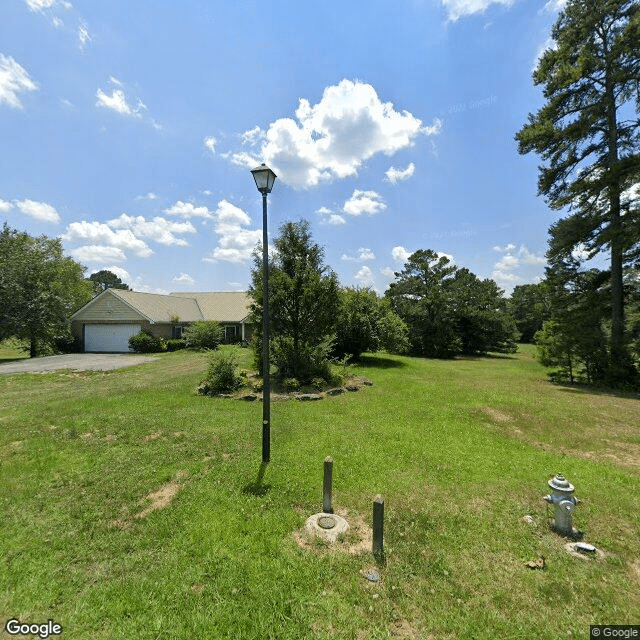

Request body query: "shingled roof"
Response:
[71, 289, 252, 324]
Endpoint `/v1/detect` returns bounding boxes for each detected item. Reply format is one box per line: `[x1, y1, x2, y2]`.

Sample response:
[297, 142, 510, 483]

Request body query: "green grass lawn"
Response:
[0, 338, 29, 363]
[1, 346, 638, 639]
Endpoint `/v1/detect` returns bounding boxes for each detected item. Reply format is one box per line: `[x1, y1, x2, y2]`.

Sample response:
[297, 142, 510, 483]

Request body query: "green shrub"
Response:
[283, 378, 300, 392]
[201, 349, 243, 394]
[129, 330, 167, 353]
[183, 321, 223, 350]
[166, 338, 186, 352]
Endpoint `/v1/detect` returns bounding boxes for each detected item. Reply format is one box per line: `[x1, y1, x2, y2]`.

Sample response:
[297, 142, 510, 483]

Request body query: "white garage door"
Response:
[84, 324, 141, 352]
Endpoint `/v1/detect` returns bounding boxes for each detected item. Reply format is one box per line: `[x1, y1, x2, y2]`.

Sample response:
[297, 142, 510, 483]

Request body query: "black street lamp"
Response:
[250, 163, 277, 463]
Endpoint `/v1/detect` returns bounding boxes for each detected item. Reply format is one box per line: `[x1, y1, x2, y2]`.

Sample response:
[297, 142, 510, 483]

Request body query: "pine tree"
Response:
[516, 0, 640, 379]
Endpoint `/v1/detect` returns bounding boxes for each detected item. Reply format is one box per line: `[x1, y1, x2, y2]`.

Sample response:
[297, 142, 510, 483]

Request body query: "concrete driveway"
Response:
[0, 353, 158, 375]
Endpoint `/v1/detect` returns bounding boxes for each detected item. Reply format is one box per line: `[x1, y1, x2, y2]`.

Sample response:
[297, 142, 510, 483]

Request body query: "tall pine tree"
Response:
[516, 0, 640, 379]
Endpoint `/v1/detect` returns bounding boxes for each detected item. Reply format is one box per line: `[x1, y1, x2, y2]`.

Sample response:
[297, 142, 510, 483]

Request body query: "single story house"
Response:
[70, 289, 253, 352]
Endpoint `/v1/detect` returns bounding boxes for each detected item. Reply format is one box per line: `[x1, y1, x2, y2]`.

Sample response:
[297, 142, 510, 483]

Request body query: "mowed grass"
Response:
[1, 345, 638, 639]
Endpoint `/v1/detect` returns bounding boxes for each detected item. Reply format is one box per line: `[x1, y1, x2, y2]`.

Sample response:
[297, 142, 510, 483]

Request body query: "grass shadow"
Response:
[242, 462, 271, 497]
[356, 354, 407, 369]
[554, 382, 640, 401]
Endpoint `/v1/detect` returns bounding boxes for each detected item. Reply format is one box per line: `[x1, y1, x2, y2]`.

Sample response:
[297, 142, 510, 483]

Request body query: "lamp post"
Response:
[250, 163, 277, 464]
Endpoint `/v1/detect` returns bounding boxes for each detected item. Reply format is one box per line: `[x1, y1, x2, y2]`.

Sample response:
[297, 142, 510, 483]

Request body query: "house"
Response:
[70, 289, 253, 352]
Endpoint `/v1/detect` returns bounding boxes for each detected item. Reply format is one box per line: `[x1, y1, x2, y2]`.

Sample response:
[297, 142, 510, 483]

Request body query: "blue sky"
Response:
[0, 0, 569, 295]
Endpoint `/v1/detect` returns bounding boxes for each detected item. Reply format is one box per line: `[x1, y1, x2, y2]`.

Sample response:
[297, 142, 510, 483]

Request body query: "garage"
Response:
[84, 324, 141, 353]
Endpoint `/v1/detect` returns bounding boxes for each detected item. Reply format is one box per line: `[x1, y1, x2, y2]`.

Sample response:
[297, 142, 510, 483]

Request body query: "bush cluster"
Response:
[201, 349, 243, 394]
[128, 330, 167, 353]
[183, 321, 223, 350]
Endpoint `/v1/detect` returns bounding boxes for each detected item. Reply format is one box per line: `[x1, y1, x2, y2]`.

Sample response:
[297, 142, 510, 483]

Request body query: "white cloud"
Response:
[77, 20, 91, 51]
[96, 78, 146, 118]
[204, 136, 217, 154]
[354, 266, 375, 286]
[106, 213, 196, 246]
[542, 0, 567, 12]
[204, 200, 262, 263]
[14, 199, 60, 223]
[63, 221, 153, 257]
[136, 192, 158, 201]
[228, 79, 441, 189]
[69, 245, 127, 264]
[328, 214, 347, 226]
[380, 266, 396, 279]
[241, 126, 265, 146]
[0, 55, 38, 109]
[441, 0, 516, 22]
[343, 190, 386, 216]
[342, 247, 376, 262]
[0, 199, 13, 212]
[164, 201, 213, 219]
[385, 162, 415, 184]
[392, 246, 412, 263]
[437, 251, 455, 263]
[172, 272, 196, 286]
[491, 243, 546, 292]
[25, 0, 57, 11]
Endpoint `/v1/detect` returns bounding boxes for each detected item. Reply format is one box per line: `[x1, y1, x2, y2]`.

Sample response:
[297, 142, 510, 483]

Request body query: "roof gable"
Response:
[72, 290, 252, 324]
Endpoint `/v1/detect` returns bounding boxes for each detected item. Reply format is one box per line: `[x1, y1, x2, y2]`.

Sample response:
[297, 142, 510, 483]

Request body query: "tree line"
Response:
[249, 220, 518, 385]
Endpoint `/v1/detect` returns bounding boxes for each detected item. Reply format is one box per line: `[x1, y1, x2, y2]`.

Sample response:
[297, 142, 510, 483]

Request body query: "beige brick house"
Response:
[70, 289, 252, 352]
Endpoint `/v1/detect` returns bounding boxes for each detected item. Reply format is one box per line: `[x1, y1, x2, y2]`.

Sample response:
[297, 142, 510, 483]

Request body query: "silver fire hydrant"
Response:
[543, 474, 579, 537]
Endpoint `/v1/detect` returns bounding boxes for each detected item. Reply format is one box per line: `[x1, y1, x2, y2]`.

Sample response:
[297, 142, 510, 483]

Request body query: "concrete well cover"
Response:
[305, 513, 349, 542]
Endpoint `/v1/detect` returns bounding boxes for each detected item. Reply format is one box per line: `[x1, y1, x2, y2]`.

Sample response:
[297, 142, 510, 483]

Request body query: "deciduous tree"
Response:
[0, 224, 94, 356]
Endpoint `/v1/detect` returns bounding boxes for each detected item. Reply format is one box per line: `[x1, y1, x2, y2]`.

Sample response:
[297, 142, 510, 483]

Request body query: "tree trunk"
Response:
[30, 335, 37, 358]
[604, 58, 626, 374]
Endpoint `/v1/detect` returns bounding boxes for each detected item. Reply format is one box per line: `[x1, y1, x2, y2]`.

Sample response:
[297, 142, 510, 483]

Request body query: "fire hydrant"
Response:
[543, 474, 579, 537]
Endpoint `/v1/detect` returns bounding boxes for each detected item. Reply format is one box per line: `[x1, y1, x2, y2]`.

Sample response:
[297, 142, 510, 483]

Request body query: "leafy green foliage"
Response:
[333, 288, 409, 359]
[201, 348, 243, 394]
[88, 269, 130, 293]
[508, 283, 552, 343]
[515, 0, 640, 373]
[534, 263, 610, 385]
[385, 250, 516, 357]
[250, 220, 340, 382]
[128, 330, 167, 353]
[0, 224, 94, 357]
[182, 321, 223, 350]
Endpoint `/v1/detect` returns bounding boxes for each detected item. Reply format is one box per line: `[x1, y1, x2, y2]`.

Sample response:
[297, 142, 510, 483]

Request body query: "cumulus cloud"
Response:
[343, 190, 386, 216]
[204, 200, 262, 264]
[96, 77, 147, 118]
[342, 247, 376, 262]
[172, 272, 196, 286]
[15, 199, 61, 223]
[63, 221, 153, 258]
[106, 213, 196, 246]
[164, 201, 213, 219]
[392, 246, 412, 263]
[227, 79, 441, 189]
[354, 266, 375, 286]
[0, 199, 13, 212]
[542, 0, 568, 12]
[385, 162, 415, 184]
[204, 136, 217, 155]
[0, 55, 38, 109]
[441, 0, 516, 22]
[70, 245, 127, 264]
[491, 243, 546, 292]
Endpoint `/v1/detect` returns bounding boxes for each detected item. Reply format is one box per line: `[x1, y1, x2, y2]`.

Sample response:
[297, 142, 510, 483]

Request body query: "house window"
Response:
[172, 325, 185, 339]
[224, 325, 237, 342]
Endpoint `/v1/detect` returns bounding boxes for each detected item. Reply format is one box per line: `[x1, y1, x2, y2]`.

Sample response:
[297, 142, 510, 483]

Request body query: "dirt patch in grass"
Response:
[477, 407, 513, 423]
[294, 509, 372, 556]
[111, 470, 188, 529]
[143, 432, 162, 442]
